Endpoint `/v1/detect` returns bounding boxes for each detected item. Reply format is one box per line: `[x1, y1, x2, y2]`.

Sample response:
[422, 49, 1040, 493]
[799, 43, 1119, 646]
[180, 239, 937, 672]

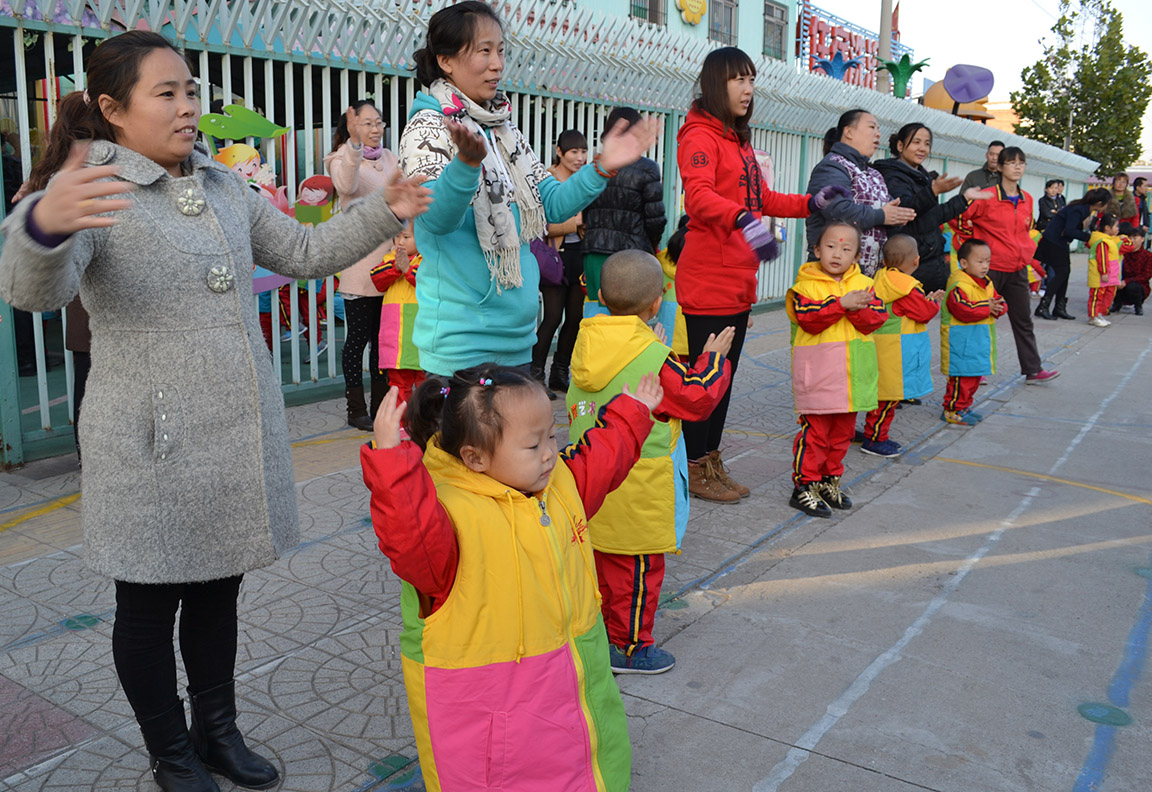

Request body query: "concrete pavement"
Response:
[1, 257, 1150, 791]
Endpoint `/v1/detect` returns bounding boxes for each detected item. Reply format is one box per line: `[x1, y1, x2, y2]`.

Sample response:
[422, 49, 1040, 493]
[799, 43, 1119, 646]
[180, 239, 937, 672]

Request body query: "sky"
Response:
[811, 0, 1152, 162]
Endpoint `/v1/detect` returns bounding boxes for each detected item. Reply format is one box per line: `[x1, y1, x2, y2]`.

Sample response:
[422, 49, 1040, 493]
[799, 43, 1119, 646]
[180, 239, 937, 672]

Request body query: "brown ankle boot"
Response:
[710, 450, 750, 498]
[688, 455, 741, 503]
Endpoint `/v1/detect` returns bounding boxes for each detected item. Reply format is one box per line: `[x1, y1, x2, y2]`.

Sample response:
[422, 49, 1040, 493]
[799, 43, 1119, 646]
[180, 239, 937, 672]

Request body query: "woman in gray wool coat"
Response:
[0, 32, 430, 792]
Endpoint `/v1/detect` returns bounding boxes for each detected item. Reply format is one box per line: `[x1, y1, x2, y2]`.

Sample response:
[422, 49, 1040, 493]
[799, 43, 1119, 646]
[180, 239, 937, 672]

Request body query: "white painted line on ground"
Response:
[753, 338, 1152, 792]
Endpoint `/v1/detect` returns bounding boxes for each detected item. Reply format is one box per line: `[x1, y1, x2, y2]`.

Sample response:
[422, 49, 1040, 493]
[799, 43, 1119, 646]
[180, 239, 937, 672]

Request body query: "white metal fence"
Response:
[0, 0, 1099, 463]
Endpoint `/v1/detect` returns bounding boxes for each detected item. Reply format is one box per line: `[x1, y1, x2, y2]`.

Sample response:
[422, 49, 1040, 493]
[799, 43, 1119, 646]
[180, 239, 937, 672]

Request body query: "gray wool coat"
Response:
[0, 141, 405, 583]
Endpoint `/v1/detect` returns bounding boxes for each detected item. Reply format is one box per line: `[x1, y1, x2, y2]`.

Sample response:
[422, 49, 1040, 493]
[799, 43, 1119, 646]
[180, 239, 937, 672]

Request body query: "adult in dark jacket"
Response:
[1033, 187, 1111, 319]
[959, 140, 1004, 194]
[1035, 179, 1066, 232]
[874, 123, 988, 292]
[582, 106, 667, 308]
[805, 109, 916, 275]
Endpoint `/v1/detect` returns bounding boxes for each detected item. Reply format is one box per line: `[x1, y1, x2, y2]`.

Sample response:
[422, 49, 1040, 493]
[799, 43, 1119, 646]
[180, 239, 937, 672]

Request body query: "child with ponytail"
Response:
[361, 364, 663, 792]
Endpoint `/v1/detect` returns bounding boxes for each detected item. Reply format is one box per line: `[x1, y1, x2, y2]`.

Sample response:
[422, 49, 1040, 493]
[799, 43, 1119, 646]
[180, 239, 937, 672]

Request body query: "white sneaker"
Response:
[1089, 316, 1108, 327]
[1101, 318, 1112, 326]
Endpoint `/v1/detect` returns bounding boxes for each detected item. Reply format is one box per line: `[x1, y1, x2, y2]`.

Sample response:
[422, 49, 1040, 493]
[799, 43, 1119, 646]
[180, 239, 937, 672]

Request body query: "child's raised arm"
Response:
[361, 387, 458, 612]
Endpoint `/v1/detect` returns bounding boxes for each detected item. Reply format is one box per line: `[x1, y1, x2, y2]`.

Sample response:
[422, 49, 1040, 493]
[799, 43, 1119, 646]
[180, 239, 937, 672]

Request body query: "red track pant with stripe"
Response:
[943, 376, 981, 413]
[594, 550, 666, 655]
[862, 400, 899, 442]
[792, 412, 857, 486]
[1088, 285, 1116, 318]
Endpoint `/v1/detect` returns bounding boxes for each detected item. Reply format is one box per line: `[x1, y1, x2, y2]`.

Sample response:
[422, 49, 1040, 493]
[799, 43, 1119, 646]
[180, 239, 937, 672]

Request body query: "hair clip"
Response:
[82, 89, 90, 105]
[439, 386, 450, 397]
[479, 377, 493, 387]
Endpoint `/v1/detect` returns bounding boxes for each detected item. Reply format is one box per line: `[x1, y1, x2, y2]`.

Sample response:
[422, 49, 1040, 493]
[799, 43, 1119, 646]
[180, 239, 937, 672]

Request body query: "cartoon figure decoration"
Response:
[675, 0, 706, 25]
[214, 143, 290, 214]
[922, 64, 995, 122]
[815, 51, 864, 81]
[199, 104, 289, 152]
[295, 175, 337, 226]
[878, 54, 930, 98]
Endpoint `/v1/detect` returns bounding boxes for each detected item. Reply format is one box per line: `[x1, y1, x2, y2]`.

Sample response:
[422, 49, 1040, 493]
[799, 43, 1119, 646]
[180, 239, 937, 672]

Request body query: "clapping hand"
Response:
[990, 295, 1008, 316]
[598, 115, 660, 172]
[31, 143, 135, 236]
[372, 386, 407, 449]
[926, 289, 945, 303]
[703, 326, 736, 357]
[622, 372, 664, 413]
[932, 174, 963, 195]
[652, 322, 668, 346]
[881, 198, 916, 226]
[839, 289, 872, 311]
[447, 119, 487, 167]
[963, 187, 994, 202]
[383, 170, 432, 221]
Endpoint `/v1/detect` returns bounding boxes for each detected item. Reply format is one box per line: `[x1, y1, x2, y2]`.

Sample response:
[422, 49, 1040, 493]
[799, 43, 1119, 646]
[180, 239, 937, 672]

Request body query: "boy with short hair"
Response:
[567, 250, 733, 675]
[940, 239, 1007, 426]
[860, 235, 942, 457]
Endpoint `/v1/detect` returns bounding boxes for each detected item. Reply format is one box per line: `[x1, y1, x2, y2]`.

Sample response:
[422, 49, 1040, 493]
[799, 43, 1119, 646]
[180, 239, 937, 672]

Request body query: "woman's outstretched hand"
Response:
[373, 386, 407, 449]
[32, 143, 134, 236]
[881, 198, 916, 226]
[447, 119, 487, 167]
[622, 372, 664, 413]
[931, 173, 963, 195]
[345, 106, 362, 147]
[597, 115, 660, 172]
[383, 170, 432, 221]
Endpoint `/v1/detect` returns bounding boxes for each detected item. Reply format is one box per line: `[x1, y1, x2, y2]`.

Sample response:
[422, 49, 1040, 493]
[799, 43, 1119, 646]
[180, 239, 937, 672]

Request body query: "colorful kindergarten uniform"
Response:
[361, 396, 654, 792]
[1086, 230, 1137, 319]
[786, 262, 887, 485]
[567, 315, 729, 655]
[940, 269, 999, 414]
[862, 267, 939, 443]
[369, 252, 425, 403]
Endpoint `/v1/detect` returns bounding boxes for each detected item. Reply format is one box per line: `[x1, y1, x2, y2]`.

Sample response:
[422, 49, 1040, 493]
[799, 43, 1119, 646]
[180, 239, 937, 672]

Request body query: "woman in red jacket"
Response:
[676, 47, 839, 502]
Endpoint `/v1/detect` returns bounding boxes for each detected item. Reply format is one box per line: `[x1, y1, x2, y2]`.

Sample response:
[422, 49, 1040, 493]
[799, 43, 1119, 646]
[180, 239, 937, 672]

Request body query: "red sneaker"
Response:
[1025, 369, 1060, 384]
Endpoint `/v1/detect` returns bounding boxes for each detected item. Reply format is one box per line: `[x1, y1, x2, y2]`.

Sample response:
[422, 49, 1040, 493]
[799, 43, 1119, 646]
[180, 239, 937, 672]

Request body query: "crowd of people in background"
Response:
[2, 3, 1151, 791]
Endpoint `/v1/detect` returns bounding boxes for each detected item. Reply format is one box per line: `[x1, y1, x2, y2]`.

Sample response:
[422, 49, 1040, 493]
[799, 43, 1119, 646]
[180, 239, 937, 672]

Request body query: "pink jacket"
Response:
[323, 143, 399, 296]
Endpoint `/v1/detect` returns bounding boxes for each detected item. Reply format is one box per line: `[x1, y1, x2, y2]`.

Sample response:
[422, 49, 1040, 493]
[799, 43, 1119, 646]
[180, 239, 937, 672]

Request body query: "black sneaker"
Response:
[817, 475, 853, 509]
[789, 484, 832, 518]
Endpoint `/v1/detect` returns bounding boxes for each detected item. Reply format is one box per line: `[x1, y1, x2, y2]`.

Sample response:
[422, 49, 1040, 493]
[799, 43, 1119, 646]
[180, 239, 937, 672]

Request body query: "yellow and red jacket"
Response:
[361, 397, 653, 792]
[1088, 231, 1137, 289]
[786, 262, 887, 414]
[871, 268, 938, 401]
[940, 270, 999, 377]
[369, 252, 422, 370]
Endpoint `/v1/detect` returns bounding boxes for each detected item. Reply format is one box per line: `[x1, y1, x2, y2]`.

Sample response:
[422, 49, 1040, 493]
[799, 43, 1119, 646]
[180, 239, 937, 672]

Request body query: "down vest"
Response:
[582, 157, 666, 255]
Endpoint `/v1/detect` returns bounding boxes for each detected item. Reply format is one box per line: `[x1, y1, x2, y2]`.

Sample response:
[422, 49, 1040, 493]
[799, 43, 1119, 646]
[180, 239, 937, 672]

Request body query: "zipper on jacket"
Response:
[538, 499, 552, 526]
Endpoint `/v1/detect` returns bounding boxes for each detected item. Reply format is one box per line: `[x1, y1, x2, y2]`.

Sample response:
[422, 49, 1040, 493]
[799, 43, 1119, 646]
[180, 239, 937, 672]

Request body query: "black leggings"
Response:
[341, 296, 386, 389]
[681, 311, 749, 461]
[1034, 239, 1071, 302]
[532, 243, 584, 372]
[112, 576, 242, 721]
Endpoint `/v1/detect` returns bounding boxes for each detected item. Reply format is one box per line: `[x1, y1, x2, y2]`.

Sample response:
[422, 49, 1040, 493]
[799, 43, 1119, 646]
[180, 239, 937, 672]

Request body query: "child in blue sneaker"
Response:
[861, 235, 942, 457]
[567, 250, 733, 674]
[941, 239, 1007, 425]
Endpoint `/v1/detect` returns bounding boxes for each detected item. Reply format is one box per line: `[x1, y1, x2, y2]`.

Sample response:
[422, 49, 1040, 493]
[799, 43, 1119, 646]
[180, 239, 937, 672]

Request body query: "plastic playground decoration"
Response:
[675, 0, 706, 25]
[878, 54, 930, 98]
[815, 51, 864, 81]
[923, 64, 995, 121]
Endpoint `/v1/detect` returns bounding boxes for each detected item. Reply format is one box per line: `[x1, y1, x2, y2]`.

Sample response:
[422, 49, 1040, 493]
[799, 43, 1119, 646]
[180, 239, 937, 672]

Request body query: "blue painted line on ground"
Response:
[1073, 724, 1118, 792]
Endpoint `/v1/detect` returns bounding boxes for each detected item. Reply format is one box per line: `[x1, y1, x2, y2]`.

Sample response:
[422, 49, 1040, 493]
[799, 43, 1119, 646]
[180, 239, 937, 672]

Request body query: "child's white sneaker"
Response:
[1089, 316, 1108, 327]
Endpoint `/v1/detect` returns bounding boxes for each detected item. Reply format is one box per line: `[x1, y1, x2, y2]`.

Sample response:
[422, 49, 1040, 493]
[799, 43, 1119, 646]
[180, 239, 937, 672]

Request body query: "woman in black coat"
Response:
[874, 123, 988, 292]
[582, 106, 667, 309]
[1033, 187, 1112, 320]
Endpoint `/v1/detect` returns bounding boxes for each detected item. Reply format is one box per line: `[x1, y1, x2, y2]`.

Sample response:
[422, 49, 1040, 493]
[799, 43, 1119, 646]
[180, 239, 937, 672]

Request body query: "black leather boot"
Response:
[1034, 293, 1054, 320]
[138, 701, 221, 792]
[345, 386, 372, 431]
[548, 362, 570, 393]
[189, 681, 279, 790]
[531, 364, 557, 401]
[1053, 298, 1076, 320]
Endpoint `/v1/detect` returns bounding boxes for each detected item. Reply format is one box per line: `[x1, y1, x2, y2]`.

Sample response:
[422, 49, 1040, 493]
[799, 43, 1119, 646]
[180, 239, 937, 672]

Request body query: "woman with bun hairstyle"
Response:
[676, 46, 840, 503]
[805, 109, 917, 276]
[399, 1, 657, 377]
[325, 98, 400, 429]
[874, 122, 990, 292]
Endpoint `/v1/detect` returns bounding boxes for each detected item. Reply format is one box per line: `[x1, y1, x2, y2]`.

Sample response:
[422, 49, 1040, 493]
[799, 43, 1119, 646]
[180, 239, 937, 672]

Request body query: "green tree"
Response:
[1011, 0, 1151, 176]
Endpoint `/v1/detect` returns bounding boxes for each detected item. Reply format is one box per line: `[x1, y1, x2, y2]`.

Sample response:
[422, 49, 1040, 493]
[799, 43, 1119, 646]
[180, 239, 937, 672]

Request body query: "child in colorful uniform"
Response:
[787, 222, 888, 518]
[860, 235, 942, 458]
[361, 365, 664, 792]
[370, 224, 425, 403]
[567, 250, 733, 675]
[940, 239, 1008, 426]
[1087, 214, 1138, 327]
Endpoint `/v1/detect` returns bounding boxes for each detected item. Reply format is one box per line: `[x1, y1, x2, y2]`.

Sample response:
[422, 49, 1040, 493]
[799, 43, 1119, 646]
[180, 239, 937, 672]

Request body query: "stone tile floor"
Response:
[0, 287, 1100, 791]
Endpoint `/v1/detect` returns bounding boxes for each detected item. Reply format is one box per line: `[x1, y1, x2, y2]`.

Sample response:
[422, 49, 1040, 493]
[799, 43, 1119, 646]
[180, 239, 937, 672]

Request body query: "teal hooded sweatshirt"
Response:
[404, 91, 610, 376]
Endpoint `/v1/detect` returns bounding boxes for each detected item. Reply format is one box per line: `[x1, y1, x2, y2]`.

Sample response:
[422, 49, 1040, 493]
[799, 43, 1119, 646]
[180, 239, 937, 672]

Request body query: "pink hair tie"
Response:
[479, 377, 493, 387]
[439, 387, 450, 397]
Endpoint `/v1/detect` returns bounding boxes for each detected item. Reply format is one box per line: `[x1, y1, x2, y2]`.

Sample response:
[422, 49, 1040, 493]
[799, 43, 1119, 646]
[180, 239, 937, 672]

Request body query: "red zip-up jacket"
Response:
[676, 107, 811, 315]
[956, 186, 1035, 274]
